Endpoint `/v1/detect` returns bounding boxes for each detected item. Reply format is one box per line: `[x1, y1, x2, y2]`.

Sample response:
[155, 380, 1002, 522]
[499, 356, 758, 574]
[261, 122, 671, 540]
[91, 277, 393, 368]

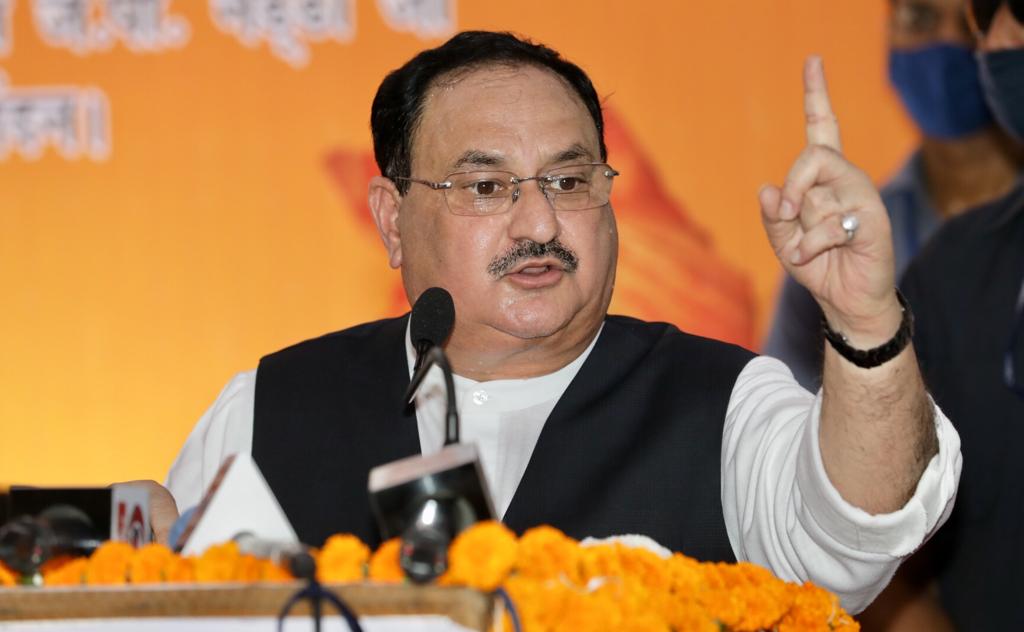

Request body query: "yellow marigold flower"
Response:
[164, 556, 195, 583]
[515, 525, 580, 583]
[195, 541, 241, 583]
[85, 541, 134, 585]
[368, 537, 404, 583]
[316, 534, 370, 583]
[441, 521, 517, 592]
[43, 557, 88, 586]
[129, 543, 175, 584]
[0, 561, 17, 587]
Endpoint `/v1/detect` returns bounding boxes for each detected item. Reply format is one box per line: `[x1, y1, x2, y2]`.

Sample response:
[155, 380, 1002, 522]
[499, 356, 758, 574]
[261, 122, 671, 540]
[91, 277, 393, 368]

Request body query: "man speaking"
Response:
[164, 31, 960, 612]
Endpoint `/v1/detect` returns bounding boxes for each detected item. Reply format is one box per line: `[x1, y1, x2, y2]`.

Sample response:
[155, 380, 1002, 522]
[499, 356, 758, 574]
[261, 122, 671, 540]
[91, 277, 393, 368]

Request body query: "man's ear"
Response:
[368, 176, 403, 269]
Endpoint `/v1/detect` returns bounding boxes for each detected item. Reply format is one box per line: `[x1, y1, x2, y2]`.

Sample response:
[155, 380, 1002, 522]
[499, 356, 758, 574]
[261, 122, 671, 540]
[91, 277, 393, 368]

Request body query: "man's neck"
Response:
[920, 127, 1023, 218]
[444, 317, 603, 382]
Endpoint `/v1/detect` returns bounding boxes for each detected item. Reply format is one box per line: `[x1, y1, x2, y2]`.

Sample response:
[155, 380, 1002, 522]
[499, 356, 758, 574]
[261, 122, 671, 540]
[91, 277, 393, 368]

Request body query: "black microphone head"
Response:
[411, 287, 455, 347]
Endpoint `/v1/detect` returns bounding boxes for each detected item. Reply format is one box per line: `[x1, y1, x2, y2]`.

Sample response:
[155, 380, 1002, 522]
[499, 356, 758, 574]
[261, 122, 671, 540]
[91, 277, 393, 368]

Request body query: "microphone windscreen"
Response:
[411, 287, 455, 347]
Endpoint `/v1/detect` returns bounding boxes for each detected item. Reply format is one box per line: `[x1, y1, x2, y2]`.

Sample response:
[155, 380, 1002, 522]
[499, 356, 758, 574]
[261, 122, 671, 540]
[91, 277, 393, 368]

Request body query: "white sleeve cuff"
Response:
[722, 356, 962, 614]
[795, 390, 962, 557]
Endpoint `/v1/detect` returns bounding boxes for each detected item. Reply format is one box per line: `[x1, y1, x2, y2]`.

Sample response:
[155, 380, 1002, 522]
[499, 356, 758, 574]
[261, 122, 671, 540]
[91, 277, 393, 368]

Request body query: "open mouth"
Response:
[507, 258, 564, 276]
[514, 264, 559, 276]
[503, 259, 566, 288]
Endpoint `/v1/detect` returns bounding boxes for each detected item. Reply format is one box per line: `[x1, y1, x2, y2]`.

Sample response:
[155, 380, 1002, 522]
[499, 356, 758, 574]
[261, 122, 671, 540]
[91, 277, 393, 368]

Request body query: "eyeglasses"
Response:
[967, 0, 1024, 37]
[394, 163, 619, 216]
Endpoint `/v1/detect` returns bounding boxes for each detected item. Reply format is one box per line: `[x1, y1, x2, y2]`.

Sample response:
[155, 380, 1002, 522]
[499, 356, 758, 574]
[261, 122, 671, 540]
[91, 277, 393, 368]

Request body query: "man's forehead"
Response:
[410, 63, 600, 171]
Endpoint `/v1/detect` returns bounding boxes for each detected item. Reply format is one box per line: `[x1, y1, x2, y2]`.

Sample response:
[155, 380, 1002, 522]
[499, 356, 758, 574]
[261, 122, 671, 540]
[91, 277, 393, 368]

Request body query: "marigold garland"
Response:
[316, 534, 370, 583]
[440, 520, 518, 592]
[0, 561, 16, 587]
[0, 521, 859, 631]
[368, 537, 404, 583]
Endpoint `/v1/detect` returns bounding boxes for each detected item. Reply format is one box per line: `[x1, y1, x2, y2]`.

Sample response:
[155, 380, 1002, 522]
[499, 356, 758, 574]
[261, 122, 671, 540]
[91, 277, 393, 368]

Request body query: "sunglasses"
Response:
[968, 0, 1024, 35]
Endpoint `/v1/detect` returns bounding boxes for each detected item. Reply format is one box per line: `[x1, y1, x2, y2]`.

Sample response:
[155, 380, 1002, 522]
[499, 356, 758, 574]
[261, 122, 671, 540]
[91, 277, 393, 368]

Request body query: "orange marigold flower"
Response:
[316, 534, 370, 583]
[556, 588, 624, 632]
[38, 555, 74, 576]
[515, 525, 581, 584]
[503, 574, 572, 631]
[703, 562, 793, 631]
[0, 561, 17, 587]
[43, 557, 88, 586]
[129, 543, 175, 584]
[260, 559, 293, 583]
[579, 544, 625, 583]
[368, 537, 404, 583]
[696, 584, 743, 629]
[235, 554, 264, 582]
[164, 556, 195, 583]
[195, 541, 241, 583]
[85, 541, 134, 585]
[441, 521, 517, 592]
[615, 546, 672, 592]
[778, 582, 859, 632]
[666, 553, 705, 595]
[649, 591, 717, 632]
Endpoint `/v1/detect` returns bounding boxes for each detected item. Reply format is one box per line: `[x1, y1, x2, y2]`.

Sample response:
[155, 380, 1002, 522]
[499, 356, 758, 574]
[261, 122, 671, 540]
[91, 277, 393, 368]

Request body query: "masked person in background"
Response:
[764, 0, 1023, 391]
[863, 0, 1024, 629]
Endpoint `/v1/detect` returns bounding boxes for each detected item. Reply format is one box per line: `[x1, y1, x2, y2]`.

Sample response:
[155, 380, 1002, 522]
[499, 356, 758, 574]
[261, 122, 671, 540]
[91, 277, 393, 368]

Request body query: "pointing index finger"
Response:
[804, 56, 842, 152]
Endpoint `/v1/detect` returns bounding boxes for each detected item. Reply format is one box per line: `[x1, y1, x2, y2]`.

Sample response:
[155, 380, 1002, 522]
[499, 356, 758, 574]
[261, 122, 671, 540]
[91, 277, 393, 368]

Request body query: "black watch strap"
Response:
[821, 289, 914, 369]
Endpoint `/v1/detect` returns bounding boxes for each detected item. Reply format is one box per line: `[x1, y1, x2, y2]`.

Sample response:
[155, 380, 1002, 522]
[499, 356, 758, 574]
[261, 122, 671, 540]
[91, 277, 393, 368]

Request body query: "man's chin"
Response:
[489, 306, 594, 342]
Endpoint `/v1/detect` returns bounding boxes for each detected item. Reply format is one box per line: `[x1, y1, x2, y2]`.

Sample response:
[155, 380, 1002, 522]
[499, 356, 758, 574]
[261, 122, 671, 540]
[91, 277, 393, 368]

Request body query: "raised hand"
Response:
[760, 57, 901, 347]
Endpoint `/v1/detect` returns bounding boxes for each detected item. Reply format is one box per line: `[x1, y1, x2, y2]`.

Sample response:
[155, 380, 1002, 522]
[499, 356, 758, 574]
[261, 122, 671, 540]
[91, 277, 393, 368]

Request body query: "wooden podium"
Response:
[0, 583, 494, 630]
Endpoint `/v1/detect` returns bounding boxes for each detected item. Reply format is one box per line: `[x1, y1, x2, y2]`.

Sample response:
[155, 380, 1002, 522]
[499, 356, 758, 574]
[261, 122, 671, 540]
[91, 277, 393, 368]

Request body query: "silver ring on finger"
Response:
[840, 213, 859, 243]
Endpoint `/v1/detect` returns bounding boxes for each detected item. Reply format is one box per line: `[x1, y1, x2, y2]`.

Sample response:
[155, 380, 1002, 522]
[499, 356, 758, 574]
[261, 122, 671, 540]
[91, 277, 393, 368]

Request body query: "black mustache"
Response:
[487, 240, 579, 278]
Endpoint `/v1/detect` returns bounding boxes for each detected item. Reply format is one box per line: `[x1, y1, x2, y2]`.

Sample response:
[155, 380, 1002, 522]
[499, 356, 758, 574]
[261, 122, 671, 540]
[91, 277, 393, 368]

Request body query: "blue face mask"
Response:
[889, 43, 993, 139]
[978, 47, 1024, 143]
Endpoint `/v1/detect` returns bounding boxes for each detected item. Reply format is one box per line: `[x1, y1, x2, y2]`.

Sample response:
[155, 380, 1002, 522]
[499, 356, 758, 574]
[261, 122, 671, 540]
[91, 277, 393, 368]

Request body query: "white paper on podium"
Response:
[180, 453, 298, 556]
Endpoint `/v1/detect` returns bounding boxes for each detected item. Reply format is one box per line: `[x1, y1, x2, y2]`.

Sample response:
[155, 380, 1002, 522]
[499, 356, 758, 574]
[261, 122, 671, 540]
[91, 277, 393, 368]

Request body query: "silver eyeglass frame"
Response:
[393, 162, 620, 215]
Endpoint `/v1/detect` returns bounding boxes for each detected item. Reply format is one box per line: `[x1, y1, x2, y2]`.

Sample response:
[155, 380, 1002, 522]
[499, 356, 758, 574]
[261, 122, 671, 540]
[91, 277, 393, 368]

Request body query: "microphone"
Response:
[368, 288, 494, 582]
[234, 532, 316, 581]
[410, 287, 455, 373]
[0, 485, 152, 575]
[368, 443, 495, 583]
[0, 506, 104, 576]
[405, 287, 459, 445]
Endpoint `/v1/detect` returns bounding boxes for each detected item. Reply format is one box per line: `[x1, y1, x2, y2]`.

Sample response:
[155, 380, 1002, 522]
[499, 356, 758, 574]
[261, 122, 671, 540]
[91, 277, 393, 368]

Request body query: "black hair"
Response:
[370, 31, 606, 195]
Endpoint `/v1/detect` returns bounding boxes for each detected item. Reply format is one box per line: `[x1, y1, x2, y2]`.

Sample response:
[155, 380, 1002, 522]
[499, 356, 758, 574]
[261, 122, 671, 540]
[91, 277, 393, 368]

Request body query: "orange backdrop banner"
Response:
[0, 0, 916, 486]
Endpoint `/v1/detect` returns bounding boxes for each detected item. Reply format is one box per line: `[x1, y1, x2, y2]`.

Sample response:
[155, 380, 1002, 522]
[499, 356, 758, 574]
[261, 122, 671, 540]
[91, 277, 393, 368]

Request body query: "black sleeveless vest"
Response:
[252, 315, 754, 562]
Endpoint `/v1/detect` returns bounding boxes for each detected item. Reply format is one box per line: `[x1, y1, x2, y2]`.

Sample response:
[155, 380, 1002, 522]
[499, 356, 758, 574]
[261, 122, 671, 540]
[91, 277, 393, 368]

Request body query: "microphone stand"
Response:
[404, 346, 460, 445]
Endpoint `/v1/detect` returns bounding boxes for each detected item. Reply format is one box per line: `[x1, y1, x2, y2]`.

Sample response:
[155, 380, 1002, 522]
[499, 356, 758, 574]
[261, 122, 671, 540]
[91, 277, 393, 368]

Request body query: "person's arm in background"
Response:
[855, 204, 956, 632]
[762, 276, 825, 391]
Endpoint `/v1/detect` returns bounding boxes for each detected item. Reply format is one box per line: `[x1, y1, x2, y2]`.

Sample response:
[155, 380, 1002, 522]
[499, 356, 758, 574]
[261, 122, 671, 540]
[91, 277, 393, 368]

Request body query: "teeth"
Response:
[520, 266, 548, 275]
